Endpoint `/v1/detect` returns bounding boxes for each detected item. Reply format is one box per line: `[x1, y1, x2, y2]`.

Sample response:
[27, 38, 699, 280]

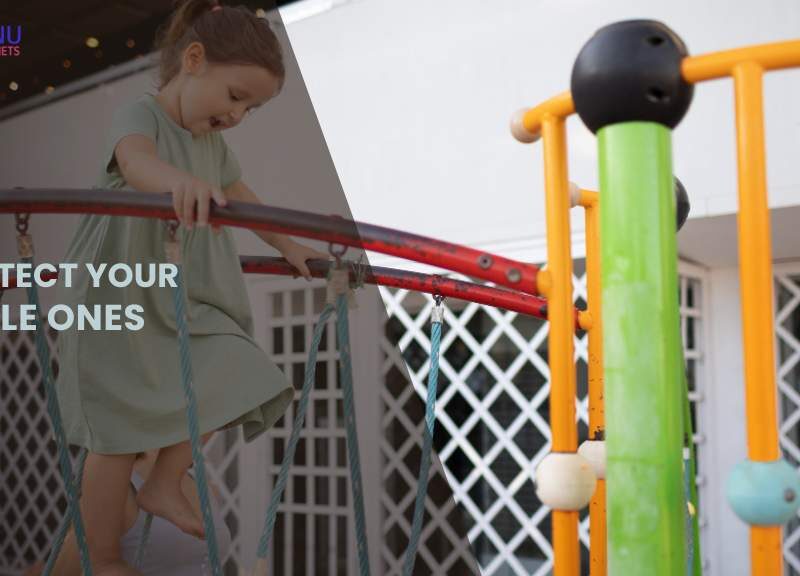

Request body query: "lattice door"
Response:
[0, 325, 77, 574]
[379, 261, 709, 576]
[775, 264, 800, 574]
[260, 284, 366, 576]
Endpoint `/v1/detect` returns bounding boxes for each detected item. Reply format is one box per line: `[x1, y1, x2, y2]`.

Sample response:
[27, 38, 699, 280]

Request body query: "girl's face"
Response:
[178, 42, 281, 135]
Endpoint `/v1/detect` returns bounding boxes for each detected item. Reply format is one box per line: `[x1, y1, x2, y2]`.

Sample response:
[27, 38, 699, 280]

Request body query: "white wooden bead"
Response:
[535, 452, 597, 510]
[578, 440, 606, 479]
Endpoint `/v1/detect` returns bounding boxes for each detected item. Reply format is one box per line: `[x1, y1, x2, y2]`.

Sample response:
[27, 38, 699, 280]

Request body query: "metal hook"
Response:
[328, 242, 347, 266]
[167, 219, 179, 242]
[15, 213, 30, 235]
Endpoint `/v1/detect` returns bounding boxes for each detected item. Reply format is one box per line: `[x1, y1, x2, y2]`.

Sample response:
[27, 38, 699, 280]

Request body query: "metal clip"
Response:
[15, 213, 30, 235]
[326, 262, 357, 310]
[431, 295, 445, 323]
[14, 213, 34, 258]
[328, 242, 347, 265]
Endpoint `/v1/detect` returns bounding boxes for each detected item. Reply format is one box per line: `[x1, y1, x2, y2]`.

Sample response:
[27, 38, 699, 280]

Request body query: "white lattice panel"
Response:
[379, 263, 707, 576]
[775, 265, 800, 574]
[261, 282, 357, 576]
[0, 325, 82, 574]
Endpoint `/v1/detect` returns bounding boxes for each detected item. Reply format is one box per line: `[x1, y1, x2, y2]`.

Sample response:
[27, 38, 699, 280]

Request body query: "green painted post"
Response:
[599, 122, 686, 574]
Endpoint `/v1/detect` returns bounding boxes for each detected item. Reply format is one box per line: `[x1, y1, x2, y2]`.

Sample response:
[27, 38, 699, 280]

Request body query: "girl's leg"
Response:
[136, 432, 213, 538]
[80, 452, 142, 575]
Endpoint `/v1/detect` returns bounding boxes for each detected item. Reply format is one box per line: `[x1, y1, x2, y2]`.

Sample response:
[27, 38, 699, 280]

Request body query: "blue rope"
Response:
[256, 303, 334, 557]
[172, 265, 222, 576]
[260, 275, 445, 576]
[336, 292, 372, 576]
[134, 512, 154, 569]
[22, 255, 93, 576]
[42, 448, 88, 576]
[402, 305, 442, 576]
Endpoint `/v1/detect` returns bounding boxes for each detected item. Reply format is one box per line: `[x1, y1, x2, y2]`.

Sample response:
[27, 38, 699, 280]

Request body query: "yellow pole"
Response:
[541, 114, 580, 576]
[580, 189, 606, 576]
[732, 60, 783, 576]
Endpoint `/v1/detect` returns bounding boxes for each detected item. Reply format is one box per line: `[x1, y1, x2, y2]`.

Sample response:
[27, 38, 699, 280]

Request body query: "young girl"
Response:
[55, 1, 322, 573]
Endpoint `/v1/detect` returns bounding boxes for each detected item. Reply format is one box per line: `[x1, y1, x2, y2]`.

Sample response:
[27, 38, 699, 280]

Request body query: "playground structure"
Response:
[1, 18, 800, 576]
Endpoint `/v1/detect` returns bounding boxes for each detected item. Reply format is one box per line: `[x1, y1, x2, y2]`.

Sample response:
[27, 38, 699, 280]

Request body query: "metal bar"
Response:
[732, 60, 783, 575]
[542, 114, 580, 576]
[0, 188, 541, 295]
[599, 122, 685, 575]
[520, 92, 575, 143]
[514, 41, 800, 142]
[682, 40, 800, 83]
[1, 257, 586, 328]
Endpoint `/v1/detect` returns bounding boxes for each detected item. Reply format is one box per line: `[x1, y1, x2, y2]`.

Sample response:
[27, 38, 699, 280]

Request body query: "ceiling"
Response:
[0, 0, 296, 116]
[678, 204, 800, 267]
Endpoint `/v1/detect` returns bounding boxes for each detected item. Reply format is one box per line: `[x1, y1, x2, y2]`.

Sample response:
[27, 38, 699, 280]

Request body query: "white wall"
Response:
[283, 0, 800, 258]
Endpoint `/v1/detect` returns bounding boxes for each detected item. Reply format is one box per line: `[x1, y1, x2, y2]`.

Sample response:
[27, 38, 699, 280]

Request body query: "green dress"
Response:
[55, 94, 293, 454]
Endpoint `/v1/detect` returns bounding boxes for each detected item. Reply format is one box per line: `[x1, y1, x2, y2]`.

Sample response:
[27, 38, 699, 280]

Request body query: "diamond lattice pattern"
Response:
[379, 265, 706, 576]
[777, 271, 800, 574]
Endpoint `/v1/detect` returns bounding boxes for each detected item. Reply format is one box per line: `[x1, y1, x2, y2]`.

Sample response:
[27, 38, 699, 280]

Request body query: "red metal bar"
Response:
[1, 257, 585, 329]
[0, 188, 540, 295]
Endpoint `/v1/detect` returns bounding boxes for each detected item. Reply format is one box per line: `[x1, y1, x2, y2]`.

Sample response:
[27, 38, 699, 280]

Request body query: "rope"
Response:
[42, 448, 88, 576]
[336, 292, 371, 576]
[21, 253, 93, 576]
[171, 264, 223, 576]
[402, 299, 443, 576]
[134, 512, 154, 569]
[257, 304, 335, 557]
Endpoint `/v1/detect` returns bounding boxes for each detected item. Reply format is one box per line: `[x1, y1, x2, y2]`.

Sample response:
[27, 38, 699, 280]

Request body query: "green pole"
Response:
[599, 122, 686, 574]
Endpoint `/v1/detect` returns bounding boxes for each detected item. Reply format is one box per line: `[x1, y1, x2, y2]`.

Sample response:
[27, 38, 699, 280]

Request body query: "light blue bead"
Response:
[726, 459, 800, 525]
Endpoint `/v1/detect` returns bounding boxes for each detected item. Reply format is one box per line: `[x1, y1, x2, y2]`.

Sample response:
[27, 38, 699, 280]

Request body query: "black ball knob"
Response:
[571, 20, 694, 134]
[675, 176, 690, 231]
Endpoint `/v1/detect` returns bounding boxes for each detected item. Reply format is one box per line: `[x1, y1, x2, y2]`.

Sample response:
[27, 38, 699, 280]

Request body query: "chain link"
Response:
[15, 213, 30, 235]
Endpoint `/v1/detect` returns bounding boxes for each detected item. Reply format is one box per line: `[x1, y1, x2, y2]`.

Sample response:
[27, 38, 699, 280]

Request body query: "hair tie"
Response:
[211, 4, 223, 12]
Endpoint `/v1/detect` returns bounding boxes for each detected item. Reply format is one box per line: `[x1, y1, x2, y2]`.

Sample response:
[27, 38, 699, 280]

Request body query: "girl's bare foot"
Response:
[136, 476, 204, 539]
[95, 559, 144, 575]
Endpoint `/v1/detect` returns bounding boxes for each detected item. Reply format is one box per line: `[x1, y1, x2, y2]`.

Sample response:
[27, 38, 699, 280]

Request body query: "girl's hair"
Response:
[154, 0, 286, 91]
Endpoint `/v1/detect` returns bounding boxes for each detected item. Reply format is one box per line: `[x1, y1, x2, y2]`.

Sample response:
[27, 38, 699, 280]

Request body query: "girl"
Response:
[55, 1, 323, 573]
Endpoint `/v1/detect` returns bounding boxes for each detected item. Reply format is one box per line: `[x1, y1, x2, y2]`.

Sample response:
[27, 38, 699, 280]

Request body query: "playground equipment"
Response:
[2, 17, 800, 576]
[512, 18, 800, 576]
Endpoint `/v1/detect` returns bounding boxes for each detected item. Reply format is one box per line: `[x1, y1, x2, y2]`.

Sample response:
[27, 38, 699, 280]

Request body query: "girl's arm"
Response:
[114, 134, 227, 229]
[223, 180, 328, 279]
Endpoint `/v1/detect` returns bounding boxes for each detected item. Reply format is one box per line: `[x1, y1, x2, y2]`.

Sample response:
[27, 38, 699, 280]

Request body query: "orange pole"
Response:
[521, 92, 575, 142]
[682, 40, 800, 83]
[732, 60, 783, 575]
[541, 114, 580, 576]
[579, 189, 606, 576]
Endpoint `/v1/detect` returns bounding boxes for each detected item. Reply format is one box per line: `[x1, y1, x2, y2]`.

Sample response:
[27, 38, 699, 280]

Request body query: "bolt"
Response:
[785, 488, 796, 503]
[506, 267, 521, 283]
[478, 254, 493, 270]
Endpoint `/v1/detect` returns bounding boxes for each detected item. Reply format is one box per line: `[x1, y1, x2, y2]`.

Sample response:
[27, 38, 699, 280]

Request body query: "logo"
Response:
[0, 25, 22, 57]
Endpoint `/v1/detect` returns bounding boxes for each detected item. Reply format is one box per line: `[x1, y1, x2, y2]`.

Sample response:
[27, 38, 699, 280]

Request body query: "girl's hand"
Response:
[280, 241, 329, 281]
[169, 174, 227, 230]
